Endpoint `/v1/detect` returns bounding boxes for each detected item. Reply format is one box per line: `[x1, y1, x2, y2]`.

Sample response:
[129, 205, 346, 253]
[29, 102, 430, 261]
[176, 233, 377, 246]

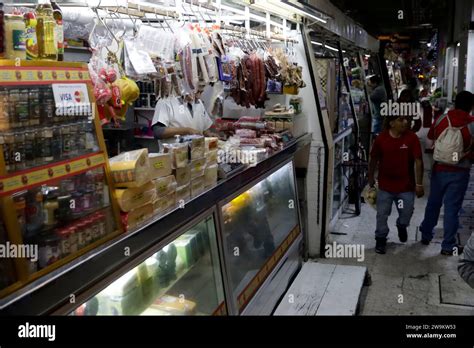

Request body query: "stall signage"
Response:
[52, 84, 92, 117]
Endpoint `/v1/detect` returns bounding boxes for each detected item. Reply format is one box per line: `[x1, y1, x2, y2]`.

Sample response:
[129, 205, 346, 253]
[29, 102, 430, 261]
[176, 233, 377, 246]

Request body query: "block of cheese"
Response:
[190, 157, 206, 179]
[150, 295, 197, 315]
[153, 192, 177, 215]
[163, 143, 188, 169]
[176, 184, 190, 203]
[188, 136, 205, 160]
[153, 175, 177, 198]
[109, 149, 150, 188]
[121, 203, 154, 231]
[205, 137, 219, 152]
[148, 153, 172, 179]
[173, 164, 191, 187]
[191, 175, 205, 198]
[115, 181, 156, 212]
[204, 164, 218, 188]
[206, 149, 218, 165]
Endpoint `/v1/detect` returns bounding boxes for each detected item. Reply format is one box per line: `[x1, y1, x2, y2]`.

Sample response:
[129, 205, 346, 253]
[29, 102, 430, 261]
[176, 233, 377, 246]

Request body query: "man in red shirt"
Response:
[420, 91, 474, 255]
[368, 116, 424, 254]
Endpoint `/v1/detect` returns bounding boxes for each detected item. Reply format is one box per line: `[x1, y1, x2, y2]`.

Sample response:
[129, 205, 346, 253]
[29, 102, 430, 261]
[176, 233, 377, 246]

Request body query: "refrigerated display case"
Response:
[220, 160, 301, 314]
[70, 212, 226, 316]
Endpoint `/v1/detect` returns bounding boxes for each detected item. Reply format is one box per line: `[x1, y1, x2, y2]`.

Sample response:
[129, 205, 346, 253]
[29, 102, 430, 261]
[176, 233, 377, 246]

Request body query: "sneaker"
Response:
[441, 246, 464, 256]
[421, 239, 430, 245]
[397, 226, 407, 243]
[375, 237, 387, 254]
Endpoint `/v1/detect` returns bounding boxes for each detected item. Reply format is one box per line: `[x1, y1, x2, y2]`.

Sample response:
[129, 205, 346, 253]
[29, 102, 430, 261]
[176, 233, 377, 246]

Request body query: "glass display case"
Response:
[220, 161, 300, 313]
[70, 213, 226, 316]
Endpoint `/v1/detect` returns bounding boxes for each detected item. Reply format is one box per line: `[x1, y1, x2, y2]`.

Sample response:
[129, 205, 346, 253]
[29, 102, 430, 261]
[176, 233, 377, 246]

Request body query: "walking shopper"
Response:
[368, 116, 424, 254]
[419, 91, 474, 255]
[368, 75, 387, 135]
[459, 234, 474, 288]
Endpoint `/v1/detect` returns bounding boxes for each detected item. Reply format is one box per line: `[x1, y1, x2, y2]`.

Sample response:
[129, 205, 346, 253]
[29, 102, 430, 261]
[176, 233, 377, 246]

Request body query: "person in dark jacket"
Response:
[368, 75, 387, 135]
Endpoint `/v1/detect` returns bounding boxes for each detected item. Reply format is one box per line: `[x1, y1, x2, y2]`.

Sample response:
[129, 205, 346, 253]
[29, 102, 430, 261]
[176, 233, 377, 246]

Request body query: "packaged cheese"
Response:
[181, 135, 205, 160]
[115, 182, 156, 212]
[206, 149, 218, 164]
[109, 149, 150, 188]
[174, 165, 191, 187]
[205, 137, 219, 152]
[153, 192, 177, 215]
[150, 295, 197, 315]
[153, 175, 177, 197]
[148, 153, 172, 179]
[190, 157, 206, 179]
[121, 203, 154, 232]
[204, 164, 218, 188]
[163, 143, 188, 168]
[191, 175, 205, 198]
[176, 184, 191, 203]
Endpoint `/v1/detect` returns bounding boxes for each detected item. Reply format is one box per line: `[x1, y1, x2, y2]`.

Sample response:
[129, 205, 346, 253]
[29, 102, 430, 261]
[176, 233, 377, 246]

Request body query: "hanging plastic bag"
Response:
[362, 184, 378, 210]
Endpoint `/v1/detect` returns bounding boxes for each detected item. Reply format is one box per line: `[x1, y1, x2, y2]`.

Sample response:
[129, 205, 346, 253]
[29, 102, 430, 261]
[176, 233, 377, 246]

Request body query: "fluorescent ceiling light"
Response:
[277, 0, 327, 23]
[311, 41, 341, 52]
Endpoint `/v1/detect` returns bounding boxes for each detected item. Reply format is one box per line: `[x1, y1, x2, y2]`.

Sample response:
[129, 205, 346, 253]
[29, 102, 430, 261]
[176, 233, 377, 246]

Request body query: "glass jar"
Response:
[13, 132, 25, 171]
[43, 189, 59, 227]
[56, 227, 70, 258]
[40, 128, 53, 163]
[68, 225, 78, 254]
[17, 89, 29, 127]
[28, 88, 41, 126]
[4, 14, 26, 60]
[24, 130, 36, 168]
[38, 232, 60, 269]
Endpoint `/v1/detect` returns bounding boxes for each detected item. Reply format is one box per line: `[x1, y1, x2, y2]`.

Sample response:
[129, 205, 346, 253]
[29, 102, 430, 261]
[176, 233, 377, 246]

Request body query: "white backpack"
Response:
[433, 114, 465, 165]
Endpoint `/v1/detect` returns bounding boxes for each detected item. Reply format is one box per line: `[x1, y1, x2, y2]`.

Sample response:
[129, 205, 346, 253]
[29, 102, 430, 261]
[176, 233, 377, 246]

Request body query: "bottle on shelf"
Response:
[24, 11, 38, 61]
[50, 1, 63, 61]
[36, 0, 57, 61]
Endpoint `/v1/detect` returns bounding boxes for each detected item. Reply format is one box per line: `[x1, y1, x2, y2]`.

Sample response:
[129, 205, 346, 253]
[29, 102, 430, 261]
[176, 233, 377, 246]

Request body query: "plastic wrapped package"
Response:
[148, 153, 172, 179]
[183, 136, 205, 160]
[235, 128, 257, 138]
[121, 203, 154, 232]
[205, 137, 219, 152]
[176, 184, 191, 203]
[206, 149, 218, 164]
[191, 175, 205, 198]
[153, 192, 176, 216]
[190, 158, 206, 179]
[96, 269, 143, 315]
[153, 175, 177, 198]
[204, 164, 218, 188]
[115, 182, 156, 213]
[163, 143, 188, 169]
[173, 165, 191, 187]
[150, 295, 197, 315]
[109, 149, 150, 188]
[239, 138, 265, 147]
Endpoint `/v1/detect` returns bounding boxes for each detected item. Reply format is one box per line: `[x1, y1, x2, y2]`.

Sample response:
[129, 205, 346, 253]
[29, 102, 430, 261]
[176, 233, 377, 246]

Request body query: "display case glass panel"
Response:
[70, 214, 226, 316]
[220, 161, 299, 312]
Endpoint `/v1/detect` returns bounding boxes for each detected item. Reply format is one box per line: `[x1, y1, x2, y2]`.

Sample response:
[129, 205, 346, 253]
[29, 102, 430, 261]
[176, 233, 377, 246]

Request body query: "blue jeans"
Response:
[375, 190, 415, 239]
[372, 114, 382, 134]
[420, 170, 470, 251]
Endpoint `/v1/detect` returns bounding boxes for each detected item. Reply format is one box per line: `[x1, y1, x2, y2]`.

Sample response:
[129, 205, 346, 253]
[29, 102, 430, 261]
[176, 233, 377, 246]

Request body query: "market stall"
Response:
[0, 0, 313, 315]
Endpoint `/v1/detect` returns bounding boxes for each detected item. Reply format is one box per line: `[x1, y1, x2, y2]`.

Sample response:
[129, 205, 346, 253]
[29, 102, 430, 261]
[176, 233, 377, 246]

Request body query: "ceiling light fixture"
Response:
[311, 41, 340, 52]
[277, 0, 327, 23]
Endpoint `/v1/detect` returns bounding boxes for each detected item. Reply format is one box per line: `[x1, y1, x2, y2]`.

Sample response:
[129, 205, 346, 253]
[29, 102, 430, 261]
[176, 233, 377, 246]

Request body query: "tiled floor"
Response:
[321, 161, 474, 315]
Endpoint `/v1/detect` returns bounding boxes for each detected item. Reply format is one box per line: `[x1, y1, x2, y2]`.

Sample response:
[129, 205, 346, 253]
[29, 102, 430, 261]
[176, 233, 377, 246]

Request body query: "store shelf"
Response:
[0, 152, 106, 197]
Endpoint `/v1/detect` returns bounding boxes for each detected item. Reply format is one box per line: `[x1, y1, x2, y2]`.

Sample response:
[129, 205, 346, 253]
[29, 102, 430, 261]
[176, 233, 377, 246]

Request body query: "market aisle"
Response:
[322, 159, 474, 315]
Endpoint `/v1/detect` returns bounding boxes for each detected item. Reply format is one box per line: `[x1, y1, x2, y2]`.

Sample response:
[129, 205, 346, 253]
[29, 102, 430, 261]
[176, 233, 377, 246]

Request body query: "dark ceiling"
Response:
[330, 0, 449, 43]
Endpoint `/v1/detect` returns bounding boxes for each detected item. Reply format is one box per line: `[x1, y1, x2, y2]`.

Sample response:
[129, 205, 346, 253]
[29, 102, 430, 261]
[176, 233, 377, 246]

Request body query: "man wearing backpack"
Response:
[420, 91, 474, 255]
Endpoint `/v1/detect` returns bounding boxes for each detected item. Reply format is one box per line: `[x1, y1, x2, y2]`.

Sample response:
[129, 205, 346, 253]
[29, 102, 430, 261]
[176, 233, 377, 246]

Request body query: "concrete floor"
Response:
[320, 162, 474, 315]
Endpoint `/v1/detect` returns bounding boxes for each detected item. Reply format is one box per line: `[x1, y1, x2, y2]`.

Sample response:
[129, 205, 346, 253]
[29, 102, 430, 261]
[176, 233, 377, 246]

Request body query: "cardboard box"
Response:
[148, 153, 172, 179]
